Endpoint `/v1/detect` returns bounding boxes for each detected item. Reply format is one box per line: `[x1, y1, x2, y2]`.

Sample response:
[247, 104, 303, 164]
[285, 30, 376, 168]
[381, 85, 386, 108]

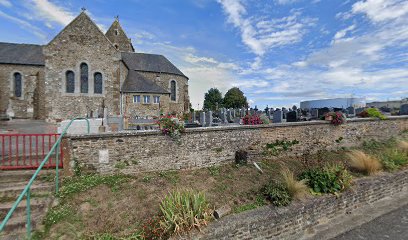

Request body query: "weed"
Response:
[280, 168, 309, 201]
[159, 190, 212, 235]
[300, 164, 352, 194]
[233, 203, 258, 213]
[362, 139, 382, 150]
[115, 162, 128, 170]
[44, 204, 75, 230]
[158, 171, 179, 184]
[39, 173, 55, 182]
[262, 181, 292, 207]
[131, 160, 139, 165]
[142, 175, 154, 183]
[208, 166, 220, 176]
[335, 137, 344, 143]
[381, 149, 408, 171]
[263, 139, 299, 156]
[213, 147, 223, 153]
[346, 150, 382, 175]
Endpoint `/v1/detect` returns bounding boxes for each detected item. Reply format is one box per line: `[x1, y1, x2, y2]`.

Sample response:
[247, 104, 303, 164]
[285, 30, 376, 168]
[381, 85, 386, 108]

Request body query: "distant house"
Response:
[0, 12, 190, 121]
[300, 97, 366, 110]
[367, 99, 408, 110]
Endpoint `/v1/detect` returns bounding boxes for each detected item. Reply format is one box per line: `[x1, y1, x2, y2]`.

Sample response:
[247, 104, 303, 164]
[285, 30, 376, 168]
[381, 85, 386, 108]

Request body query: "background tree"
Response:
[223, 87, 248, 109]
[203, 88, 223, 111]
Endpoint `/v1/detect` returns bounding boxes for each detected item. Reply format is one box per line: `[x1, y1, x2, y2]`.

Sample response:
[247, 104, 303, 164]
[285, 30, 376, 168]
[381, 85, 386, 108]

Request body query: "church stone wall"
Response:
[0, 64, 44, 119]
[43, 13, 121, 121]
[135, 71, 189, 115]
[123, 93, 170, 117]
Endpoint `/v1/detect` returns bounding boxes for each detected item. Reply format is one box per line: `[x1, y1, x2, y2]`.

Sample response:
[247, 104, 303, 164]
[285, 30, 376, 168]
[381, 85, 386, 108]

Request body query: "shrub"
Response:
[242, 114, 263, 125]
[280, 168, 309, 201]
[159, 190, 212, 235]
[262, 181, 292, 207]
[358, 108, 386, 120]
[325, 112, 346, 126]
[157, 116, 185, 142]
[381, 149, 408, 171]
[346, 150, 382, 175]
[300, 165, 352, 194]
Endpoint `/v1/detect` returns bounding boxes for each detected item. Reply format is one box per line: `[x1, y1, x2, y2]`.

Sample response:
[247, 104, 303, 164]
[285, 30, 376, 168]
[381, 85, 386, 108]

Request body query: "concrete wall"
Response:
[65, 117, 408, 175]
[185, 169, 408, 239]
[0, 64, 45, 119]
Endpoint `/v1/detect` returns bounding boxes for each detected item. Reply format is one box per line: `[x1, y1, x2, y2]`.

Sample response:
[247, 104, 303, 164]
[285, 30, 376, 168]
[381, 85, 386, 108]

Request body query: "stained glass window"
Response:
[80, 63, 88, 93]
[14, 72, 22, 97]
[94, 72, 103, 94]
[66, 71, 75, 93]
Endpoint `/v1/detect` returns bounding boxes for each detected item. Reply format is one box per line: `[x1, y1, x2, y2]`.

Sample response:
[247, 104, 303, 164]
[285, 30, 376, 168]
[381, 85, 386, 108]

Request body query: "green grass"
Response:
[157, 171, 179, 184]
[381, 149, 408, 171]
[208, 166, 220, 176]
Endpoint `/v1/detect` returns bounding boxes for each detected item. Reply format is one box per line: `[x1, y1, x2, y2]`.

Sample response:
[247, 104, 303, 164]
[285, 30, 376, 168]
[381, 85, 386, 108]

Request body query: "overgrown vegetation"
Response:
[346, 150, 382, 175]
[262, 181, 292, 207]
[280, 168, 309, 201]
[358, 108, 386, 120]
[159, 190, 212, 236]
[263, 139, 300, 156]
[380, 149, 408, 171]
[300, 164, 352, 194]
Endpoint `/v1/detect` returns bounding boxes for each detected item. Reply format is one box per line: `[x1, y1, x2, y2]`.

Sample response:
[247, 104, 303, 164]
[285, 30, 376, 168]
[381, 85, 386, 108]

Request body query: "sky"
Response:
[0, 0, 407, 110]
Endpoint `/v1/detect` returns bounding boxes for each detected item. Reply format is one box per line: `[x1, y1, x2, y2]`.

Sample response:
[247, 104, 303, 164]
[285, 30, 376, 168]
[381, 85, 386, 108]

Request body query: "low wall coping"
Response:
[65, 115, 408, 140]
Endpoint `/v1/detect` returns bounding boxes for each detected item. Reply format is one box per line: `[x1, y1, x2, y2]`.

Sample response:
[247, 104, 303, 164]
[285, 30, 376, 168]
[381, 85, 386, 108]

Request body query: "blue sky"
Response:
[0, 0, 407, 110]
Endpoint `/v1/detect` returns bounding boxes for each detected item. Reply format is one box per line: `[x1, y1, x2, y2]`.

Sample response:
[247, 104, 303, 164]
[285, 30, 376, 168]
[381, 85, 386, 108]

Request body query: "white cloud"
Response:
[0, 10, 47, 41]
[217, 0, 316, 56]
[25, 0, 75, 27]
[352, 0, 408, 23]
[184, 53, 218, 64]
[332, 24, 355, 42]
[0, 0, 12, 7]
[275, 0, 299, 5]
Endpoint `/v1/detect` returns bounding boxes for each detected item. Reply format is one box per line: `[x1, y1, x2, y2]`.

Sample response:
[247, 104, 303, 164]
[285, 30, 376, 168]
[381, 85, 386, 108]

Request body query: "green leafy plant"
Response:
[158, 171, 179, 184]
[358, 108, 386, 120]
[262, 181, 292, 207]
[263, 139, 299, 156]
[300, 165, 352, 194]
[159, 190, 212, 235]
[381, 149, 408, 171]
[44, 204, 74, 229]
[208, 166, 220, 176]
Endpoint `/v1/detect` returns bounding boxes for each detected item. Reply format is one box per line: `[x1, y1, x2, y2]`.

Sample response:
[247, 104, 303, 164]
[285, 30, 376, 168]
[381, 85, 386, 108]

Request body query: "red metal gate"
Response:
[0, 134, 63, 170]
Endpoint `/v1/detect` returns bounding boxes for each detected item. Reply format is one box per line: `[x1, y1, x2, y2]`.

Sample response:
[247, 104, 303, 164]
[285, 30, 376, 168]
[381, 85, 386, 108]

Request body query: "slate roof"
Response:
[121, 70, 170, 94]
[0, 42, 44, 66]
[121, 52, 187, 78]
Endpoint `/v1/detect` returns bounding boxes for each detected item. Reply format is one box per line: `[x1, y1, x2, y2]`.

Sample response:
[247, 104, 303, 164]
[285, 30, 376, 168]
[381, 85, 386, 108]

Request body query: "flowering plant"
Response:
[325, 112, 346, 126]
[156, 115, 185, 142]
[242, 114, 263, 125]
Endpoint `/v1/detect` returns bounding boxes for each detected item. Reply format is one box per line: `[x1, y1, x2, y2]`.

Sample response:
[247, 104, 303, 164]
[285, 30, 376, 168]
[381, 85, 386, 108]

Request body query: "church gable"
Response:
[105, 18, 134, 52]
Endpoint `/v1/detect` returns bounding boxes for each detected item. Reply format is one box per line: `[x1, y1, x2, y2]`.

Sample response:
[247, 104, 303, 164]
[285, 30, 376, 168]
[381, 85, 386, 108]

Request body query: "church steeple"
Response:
[105, 17, 134, 52]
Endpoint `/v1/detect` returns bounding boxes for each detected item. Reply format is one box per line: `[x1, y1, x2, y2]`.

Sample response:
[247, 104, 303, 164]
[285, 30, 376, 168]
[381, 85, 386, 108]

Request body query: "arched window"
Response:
[65, 71, 75, 93]
[80, 63, 88, 93]
[13, 72, 22, 97]
[94, 72, 103, 94]
[170, 80, 176, 101]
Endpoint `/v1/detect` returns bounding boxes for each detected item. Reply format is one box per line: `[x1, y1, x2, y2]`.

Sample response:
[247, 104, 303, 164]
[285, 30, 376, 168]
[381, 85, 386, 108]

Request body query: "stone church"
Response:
[0, 11, 190, 121]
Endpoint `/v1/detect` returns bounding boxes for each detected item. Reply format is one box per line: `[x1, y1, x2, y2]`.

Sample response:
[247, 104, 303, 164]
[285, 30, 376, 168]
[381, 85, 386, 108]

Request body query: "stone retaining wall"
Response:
[187, 169, 408, 239]
[65, 116, 408, 175]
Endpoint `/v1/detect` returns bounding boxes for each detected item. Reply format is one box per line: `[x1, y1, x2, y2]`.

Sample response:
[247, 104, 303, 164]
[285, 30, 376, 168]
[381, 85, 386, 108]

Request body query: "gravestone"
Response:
[282, 108, 288, 119]
[318, 107, 330, 118]
[192, 111, 196, 123]
[400, 104, 408, 115]
[273, 110, 283, 123]
[200, 112, 206, 126]
[206, 111, 213, 127]
[311, 109, 318, 119]
[286, 111, 298, 122]
[346, 107, 355, 117]
[227, 110, 233, 123]
[355, 107, 365, 115]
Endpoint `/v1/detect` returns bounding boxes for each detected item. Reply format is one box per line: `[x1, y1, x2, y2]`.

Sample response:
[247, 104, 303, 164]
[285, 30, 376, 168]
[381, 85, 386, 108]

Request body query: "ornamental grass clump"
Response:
[397, 140, 408, 152]
[157, 115, 185, 142]
[159, 190, 212, 236]
[280, 168, 309, 201]
[346, 150, 382, 175]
